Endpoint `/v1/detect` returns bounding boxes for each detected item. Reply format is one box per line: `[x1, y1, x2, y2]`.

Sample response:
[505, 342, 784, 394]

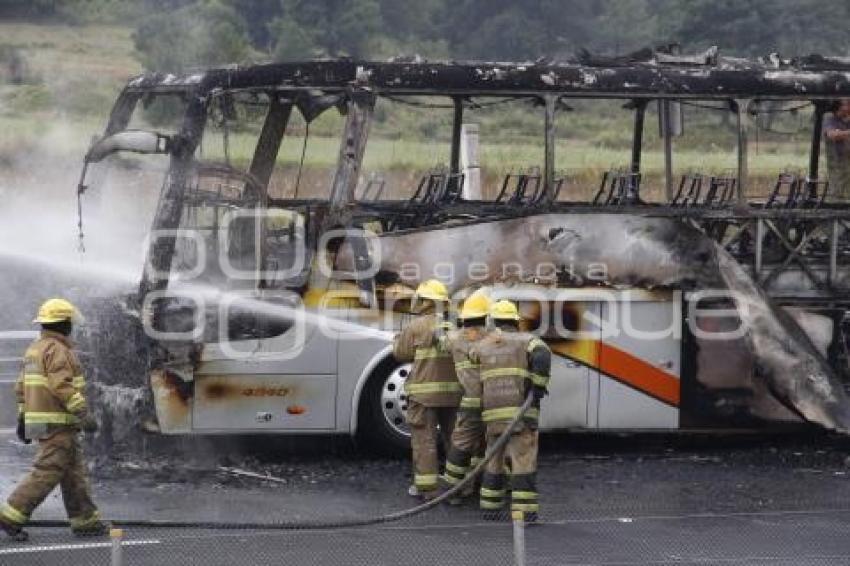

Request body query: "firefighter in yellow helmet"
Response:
[471, 299, 551, 523]
[440, 291, 491, 503]
[393, 279, 461, 500]
[0, 299, 106, 541]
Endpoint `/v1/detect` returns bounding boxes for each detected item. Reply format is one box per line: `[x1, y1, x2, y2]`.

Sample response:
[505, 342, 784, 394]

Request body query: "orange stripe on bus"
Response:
[550, 340, 680, 407]
[597, 342, 680, 406]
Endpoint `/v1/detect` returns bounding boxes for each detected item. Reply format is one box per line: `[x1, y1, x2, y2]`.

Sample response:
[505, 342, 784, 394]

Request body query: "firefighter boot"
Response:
[0, 516, 29, 542]
[72, 520, 109, 538]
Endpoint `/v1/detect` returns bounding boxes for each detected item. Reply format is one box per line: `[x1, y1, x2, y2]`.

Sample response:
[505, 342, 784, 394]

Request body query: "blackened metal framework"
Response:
[99, 56, 850, 305]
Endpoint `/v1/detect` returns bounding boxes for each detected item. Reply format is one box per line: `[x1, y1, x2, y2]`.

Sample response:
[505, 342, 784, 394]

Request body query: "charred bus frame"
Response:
[90, 56, 850, 308]
[75, 53, 850, 440]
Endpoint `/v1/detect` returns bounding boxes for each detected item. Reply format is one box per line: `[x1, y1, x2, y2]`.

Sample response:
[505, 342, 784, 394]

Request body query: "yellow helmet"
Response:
[34, 298, 82, 324]
[414, 279, 449, 302]
[459, 292, 492, 320]
[490, 300, 521, 321]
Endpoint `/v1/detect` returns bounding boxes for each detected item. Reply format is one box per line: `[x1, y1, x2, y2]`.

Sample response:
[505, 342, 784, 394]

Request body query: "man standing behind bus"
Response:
[393, 279, 461, 500]
[824, 98, 850, 201]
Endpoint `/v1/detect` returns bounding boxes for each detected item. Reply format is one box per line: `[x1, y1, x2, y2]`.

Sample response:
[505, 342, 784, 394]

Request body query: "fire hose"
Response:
[29, 393, 535, 531]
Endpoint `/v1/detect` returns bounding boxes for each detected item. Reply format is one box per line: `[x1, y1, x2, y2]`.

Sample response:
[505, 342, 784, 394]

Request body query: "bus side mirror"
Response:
[86, 130, 171, 163]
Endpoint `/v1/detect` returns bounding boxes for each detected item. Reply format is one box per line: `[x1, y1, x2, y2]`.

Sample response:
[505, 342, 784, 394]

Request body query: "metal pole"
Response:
[543, 95, 557, 201]
[661, 100, 674, 201]
[630, 100, 647, 176]
[629, 100, 648, 203]
[450, 96, 464, 176]
[110, 528, 124, 566]
[808, 102, 827, 200]
[461, 123, 482, 199]
[512, 511, 526, 566]
[735, 99, 751, 207]
[830, 219, 839, 288]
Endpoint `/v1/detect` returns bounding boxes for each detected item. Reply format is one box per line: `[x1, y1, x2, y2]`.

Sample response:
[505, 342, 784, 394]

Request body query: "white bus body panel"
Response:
[539, 356, 592, 429]
[597, 300, 681, 429]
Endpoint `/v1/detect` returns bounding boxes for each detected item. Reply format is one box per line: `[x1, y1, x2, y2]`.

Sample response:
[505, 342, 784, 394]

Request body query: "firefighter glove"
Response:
[532, 385, 548, 402]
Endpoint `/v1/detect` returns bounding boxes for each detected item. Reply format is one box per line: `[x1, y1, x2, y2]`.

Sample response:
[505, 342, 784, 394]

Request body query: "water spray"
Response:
[76, 160, 90, 255]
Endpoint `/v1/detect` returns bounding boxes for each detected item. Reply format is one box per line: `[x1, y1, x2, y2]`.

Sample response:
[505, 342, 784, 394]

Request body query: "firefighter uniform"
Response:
[472, 301, 551, 519]
[0, 300, 102, 539]
[441, 293, 491, 490]
[393, 281, 461, 497]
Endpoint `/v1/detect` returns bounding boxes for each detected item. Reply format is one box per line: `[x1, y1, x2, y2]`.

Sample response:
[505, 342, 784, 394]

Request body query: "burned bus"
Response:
[78, 50, 850, 450]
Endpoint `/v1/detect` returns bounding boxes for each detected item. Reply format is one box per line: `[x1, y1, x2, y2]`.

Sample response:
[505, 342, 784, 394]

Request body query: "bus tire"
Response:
[358, 358, 411, 456]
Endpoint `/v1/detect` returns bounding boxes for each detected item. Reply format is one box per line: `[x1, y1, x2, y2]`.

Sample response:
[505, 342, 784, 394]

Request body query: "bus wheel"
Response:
[359, 360, 411, 456]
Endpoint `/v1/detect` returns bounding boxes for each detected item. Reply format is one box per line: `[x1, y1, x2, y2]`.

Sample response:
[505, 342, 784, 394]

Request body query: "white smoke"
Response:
[0, 121, 165, 327]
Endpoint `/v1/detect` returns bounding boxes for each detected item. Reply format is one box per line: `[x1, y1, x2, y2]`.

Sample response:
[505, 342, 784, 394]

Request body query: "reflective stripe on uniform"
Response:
[0, 503, 28, 525]
[65, 392, 86, 413]
[529, 373, 549, 387]
[481, 367, 528, 380]
[459, 397, 481, 409]
[527, 337, 547, 352]
[70, 511, 100, 530]
[28, 374, 87, 389]
[23, 374, 49, 387]
[24, 412, 80, 425]
[482, 406, 540, 422]
[414, 347, 450, 360]
[480, 487, 506, 498]
[480, 500, 504, 510]
[511, 490, 538, 501]
[445, 462, 467, 476]
[455, 360, 480, 370]
[414, 474, 439, 488]
[406, 382, 462, 395]
[17, 403, 24, 415]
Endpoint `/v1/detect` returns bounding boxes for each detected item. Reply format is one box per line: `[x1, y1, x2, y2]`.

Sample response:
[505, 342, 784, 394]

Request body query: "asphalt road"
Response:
[3, 432, 850, 565]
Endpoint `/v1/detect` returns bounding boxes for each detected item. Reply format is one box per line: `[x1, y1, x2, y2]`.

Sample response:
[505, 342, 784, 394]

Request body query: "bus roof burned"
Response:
[85, 47, 850, 311]
[120, 49, 850, 99]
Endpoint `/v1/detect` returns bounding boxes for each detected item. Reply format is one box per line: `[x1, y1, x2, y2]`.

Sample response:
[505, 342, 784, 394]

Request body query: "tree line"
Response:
[2, 0, 850, 71]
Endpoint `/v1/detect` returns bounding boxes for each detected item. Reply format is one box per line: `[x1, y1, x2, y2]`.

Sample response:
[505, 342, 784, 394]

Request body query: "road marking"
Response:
[540, 506, 850, 525]
[0, 331, 38, 341]
[0, 539, 161, 555]
[0, 428, 14, 434]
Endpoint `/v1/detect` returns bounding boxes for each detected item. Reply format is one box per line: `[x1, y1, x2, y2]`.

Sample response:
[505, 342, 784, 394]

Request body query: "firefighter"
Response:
[393, 279, 461, 500]
[441, 291, 491, 503]
[0, 299, 106, 541]
[472, 299, 551, 523]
